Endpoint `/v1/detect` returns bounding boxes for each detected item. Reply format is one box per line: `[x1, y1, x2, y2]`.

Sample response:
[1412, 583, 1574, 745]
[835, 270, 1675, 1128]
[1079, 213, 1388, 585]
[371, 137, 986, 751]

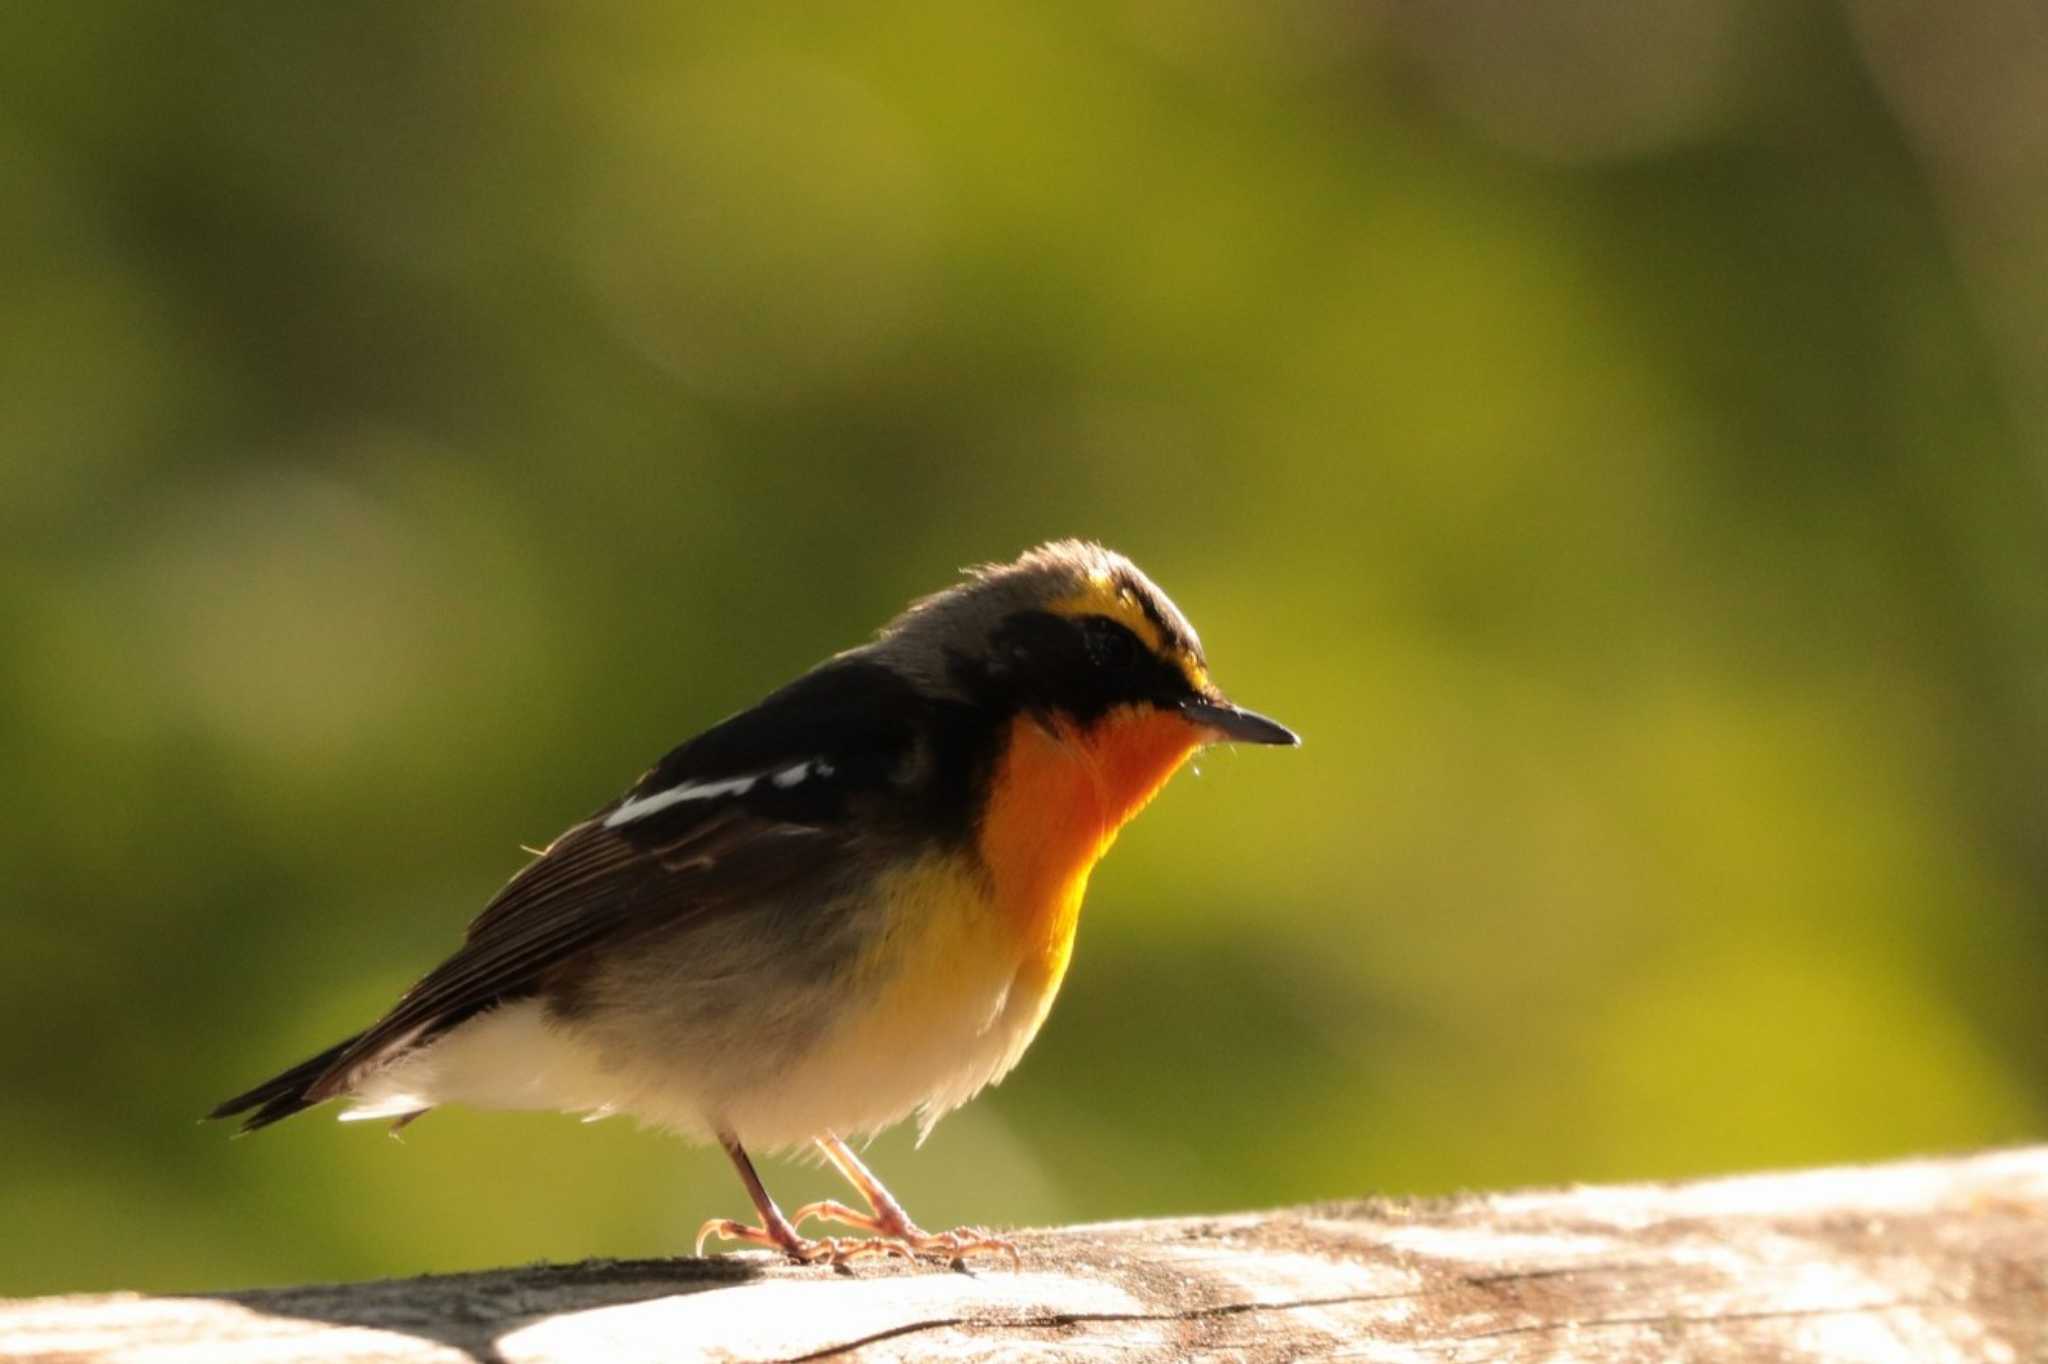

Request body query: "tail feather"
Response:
[209, 1033, 364, 1133]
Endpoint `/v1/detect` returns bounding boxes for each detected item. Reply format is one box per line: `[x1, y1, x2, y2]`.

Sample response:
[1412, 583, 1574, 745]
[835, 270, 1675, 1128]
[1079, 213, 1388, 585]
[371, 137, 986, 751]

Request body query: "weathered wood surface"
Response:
[7, 1147, 2045, 1363]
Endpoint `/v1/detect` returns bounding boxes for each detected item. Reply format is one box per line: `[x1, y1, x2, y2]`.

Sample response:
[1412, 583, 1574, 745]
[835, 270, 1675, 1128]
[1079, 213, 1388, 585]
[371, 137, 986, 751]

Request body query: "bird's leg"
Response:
[791, 1131, 1020, 1267]
[695, 1132, 910, 1266]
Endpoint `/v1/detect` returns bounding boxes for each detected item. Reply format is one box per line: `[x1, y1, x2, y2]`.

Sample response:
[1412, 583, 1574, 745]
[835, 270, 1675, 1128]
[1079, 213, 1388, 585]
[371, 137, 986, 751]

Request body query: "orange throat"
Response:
[977, 707, 1201, 988]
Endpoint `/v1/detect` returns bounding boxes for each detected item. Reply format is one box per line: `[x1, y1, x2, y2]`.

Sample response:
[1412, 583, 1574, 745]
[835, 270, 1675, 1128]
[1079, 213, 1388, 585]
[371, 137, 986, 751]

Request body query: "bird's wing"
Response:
[300, 657, 933, 1103]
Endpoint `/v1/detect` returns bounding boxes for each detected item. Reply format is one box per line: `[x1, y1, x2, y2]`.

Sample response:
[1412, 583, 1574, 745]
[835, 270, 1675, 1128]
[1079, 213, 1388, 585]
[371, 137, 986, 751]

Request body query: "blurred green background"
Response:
[6, 1, 2047, 1297]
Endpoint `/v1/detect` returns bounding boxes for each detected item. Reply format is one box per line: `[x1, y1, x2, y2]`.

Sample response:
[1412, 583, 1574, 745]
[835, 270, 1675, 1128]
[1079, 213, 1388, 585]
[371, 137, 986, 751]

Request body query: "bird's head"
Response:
[871, 540, 1298, 751]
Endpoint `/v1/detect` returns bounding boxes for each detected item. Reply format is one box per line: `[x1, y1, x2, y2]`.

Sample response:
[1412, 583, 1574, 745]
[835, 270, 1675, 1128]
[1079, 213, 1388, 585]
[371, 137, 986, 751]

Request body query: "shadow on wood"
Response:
[5, 1147, 2045, 1362]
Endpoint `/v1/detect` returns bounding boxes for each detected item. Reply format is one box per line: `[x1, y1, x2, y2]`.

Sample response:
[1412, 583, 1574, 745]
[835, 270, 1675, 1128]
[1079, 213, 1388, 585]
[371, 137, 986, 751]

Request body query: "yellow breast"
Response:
[799, 706, 1201, 1140]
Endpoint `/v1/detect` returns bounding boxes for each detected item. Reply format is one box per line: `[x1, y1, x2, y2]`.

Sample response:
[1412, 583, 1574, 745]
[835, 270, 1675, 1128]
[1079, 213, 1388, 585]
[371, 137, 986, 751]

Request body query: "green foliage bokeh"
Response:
[4, 2, 2045, 1295]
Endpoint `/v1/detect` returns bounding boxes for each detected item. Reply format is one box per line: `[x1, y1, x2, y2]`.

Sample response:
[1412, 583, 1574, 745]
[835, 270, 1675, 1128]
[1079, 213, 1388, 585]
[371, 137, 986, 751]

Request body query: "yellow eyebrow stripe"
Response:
[1047, 575, 1210, 694]
[1047, 575, 1164, 652]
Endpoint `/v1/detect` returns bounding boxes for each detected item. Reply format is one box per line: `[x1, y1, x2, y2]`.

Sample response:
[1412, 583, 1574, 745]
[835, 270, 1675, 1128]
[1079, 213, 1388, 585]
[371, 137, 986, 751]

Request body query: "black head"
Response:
[869, 540, 1297, 745]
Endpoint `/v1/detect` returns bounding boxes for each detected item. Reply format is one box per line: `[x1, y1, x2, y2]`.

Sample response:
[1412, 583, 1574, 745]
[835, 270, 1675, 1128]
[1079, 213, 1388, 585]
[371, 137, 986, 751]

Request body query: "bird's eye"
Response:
[1082, 617, 1140, 670]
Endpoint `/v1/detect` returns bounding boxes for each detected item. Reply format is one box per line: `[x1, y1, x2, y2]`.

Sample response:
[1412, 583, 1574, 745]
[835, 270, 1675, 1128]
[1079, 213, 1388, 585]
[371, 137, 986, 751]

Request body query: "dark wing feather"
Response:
[213, 657, 934, 1128]
[304, 811, 844, 1104]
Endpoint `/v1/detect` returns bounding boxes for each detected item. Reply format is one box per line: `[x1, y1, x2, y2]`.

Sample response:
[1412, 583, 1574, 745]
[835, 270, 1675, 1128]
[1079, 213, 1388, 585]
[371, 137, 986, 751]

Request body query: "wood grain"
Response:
[6, 1147, 2045, 1362]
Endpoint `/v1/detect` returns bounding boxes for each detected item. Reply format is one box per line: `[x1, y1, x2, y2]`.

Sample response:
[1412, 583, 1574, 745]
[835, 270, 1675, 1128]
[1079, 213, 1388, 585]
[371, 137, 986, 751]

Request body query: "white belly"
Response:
[343, 925, 1050, 1151]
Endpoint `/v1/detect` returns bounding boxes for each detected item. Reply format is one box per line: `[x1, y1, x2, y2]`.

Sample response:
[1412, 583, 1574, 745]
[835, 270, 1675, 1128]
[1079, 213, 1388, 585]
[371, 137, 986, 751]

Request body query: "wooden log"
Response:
[6, 1147, 2045, 1362]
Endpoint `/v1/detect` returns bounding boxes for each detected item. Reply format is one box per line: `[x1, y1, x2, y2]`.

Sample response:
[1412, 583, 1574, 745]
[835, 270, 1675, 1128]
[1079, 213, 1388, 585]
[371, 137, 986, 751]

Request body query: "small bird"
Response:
[212, 541, 1296, 1265]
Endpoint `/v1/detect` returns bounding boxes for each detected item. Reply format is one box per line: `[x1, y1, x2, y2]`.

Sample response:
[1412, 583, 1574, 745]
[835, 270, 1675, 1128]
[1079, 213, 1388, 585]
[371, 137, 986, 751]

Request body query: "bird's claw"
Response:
[922, 1226, 1023, 1271]
[694, 1216, 914, 1266]
[790, 1200, 1021, 1269]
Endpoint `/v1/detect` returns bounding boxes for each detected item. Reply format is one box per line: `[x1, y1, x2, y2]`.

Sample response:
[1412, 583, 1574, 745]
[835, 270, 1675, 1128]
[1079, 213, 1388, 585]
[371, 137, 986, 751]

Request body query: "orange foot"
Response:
[790, 1199, 1021, 1269]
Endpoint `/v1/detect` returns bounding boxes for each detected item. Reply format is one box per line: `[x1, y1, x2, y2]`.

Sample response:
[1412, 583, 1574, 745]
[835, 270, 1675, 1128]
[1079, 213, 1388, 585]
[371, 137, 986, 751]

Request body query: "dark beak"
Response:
[1179, 699, 1300, 747]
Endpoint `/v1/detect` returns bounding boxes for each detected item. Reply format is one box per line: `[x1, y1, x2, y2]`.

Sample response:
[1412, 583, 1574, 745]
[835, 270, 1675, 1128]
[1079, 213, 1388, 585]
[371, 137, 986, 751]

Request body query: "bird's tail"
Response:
[208, 1033, 363, 1133]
